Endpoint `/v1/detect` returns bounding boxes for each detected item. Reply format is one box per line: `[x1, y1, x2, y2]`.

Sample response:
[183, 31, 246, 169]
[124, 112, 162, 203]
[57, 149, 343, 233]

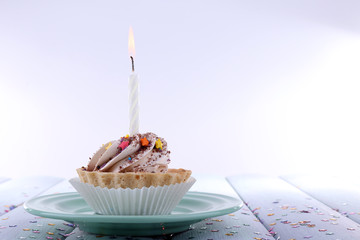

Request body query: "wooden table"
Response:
[1, 174, 360, 239]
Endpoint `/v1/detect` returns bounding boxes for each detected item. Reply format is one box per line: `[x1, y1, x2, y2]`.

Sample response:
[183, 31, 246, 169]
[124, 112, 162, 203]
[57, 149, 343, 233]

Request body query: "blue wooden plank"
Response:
[0, 179, 77, 240]
[0, 176, 63, 215]
[227, 174, 360, 240]
[0, 177, 10, 184]
[0, 206, 76, 240]
[282, 175, 360, 224]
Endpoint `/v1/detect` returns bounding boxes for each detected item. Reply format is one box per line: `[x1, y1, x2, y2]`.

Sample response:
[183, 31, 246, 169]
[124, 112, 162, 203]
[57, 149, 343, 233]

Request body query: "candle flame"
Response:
[128, 26, 136, 58]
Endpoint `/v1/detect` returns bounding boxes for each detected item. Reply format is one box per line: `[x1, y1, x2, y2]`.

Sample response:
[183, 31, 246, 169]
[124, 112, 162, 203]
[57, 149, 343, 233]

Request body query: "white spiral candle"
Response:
[128, 27, 139, 135]
[129, 71, 139, 135]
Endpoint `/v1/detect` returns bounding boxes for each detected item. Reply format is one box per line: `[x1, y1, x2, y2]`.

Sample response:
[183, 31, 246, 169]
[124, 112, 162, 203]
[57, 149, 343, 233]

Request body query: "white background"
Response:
[1, 0, 360, 179]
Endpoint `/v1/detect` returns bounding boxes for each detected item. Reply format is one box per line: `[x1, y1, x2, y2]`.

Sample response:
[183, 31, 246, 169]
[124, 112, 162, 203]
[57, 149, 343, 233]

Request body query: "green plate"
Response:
[24, 191, 242, 236]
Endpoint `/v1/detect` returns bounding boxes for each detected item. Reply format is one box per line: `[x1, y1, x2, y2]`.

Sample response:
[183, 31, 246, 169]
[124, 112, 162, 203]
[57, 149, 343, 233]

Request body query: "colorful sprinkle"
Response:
[155, 139, 163, 150]
[119, 141, 129, 150]
[140, 137, 149, 146]
[63, 223, 76, 227]
[105, 142, 112, 150]
[23, 228, 30, 231]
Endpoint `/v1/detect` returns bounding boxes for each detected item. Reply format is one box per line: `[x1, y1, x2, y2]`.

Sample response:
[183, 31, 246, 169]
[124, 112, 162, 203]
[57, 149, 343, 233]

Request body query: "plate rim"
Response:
[24, 191, 243, 223]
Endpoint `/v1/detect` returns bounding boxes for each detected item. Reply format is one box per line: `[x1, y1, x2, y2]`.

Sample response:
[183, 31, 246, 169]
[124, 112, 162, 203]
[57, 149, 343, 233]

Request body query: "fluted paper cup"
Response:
[69, 177, 196, 215]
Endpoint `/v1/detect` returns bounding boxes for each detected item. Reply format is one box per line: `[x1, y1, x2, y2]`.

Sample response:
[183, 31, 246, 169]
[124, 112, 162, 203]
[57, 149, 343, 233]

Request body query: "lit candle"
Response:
[128, 27, 139, 135]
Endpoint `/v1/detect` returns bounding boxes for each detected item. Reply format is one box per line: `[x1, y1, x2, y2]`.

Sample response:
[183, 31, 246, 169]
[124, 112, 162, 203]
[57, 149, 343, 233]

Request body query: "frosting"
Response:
[86, 132, 171, 173]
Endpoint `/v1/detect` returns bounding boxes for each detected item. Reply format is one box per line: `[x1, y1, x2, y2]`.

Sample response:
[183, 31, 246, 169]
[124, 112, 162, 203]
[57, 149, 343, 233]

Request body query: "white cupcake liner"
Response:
[69, 177, 196, 215]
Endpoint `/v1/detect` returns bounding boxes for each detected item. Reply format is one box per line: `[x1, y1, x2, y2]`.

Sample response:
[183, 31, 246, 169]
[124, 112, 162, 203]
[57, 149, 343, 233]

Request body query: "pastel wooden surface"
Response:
[0, 176, 63, 216]
[2, 174, 360, 239]
[0, 177, 10, 184]
[227, 175, 360, 240]
[282, 175, 360, 224]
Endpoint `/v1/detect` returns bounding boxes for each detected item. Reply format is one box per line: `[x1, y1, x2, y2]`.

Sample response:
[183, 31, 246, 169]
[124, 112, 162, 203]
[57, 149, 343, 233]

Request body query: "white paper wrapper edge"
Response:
[69, 177, 196, 215]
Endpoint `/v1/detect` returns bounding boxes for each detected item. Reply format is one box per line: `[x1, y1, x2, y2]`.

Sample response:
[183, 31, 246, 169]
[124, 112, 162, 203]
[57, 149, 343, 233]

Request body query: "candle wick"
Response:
[130, 56, 135, 72]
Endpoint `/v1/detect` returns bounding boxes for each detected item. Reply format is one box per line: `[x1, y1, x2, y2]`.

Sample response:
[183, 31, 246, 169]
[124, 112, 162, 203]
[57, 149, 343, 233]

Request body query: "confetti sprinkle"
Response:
[63, 223, 76, 228]
[23, 228, 30, 231]
[118, 141, 129, 151]
[212, 219, 223, 222]
[9, 225, 17, 227]
[281, 220, 291, 224]
[47, 232, 54, 235]
[326, 232, 334, 235]
[304, 236, 313, 239]
[225, 233, 233, 236]
[48, 223, 55, 226]
[267, 213, 275, 216]
[105, 142, 112, 150]
[347, 227, 356, 231]
[29, 221, 37, 223]
[318, 229, 327, 232]
[211, 230, 219, 232]
[155, 139, 163, 150]
[140, 137, 149, 146]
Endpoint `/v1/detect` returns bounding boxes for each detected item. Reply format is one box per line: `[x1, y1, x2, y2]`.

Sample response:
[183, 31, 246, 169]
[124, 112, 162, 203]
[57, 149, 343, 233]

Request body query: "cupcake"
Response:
[70, 132, 195, 215]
